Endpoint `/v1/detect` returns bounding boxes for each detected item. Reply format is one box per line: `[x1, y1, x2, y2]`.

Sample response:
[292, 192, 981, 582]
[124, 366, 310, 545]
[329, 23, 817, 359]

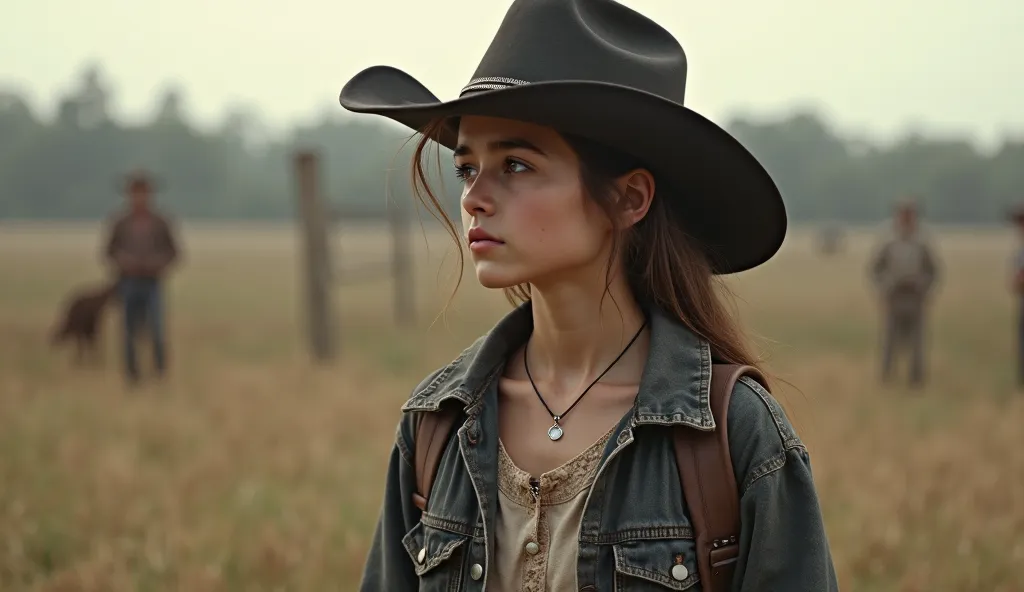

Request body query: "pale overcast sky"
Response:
[2, 0, 1020, 146]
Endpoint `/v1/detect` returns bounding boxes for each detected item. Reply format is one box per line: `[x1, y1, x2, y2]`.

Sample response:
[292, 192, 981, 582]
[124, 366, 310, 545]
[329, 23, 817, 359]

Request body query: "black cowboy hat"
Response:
[338, 0, 786, 274]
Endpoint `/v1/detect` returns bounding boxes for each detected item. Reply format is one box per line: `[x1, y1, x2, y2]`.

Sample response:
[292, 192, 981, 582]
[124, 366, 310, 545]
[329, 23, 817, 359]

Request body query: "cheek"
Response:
[513, 190, 604, 257]
[517, 201, 554, 242]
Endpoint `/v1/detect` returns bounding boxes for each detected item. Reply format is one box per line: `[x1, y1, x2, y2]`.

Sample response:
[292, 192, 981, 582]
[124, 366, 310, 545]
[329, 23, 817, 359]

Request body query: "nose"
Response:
[461, 179, 496, 218]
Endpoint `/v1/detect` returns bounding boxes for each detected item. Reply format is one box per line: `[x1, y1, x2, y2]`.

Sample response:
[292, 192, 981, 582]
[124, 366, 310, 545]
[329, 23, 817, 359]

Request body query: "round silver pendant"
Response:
[547, 423, 564, 441]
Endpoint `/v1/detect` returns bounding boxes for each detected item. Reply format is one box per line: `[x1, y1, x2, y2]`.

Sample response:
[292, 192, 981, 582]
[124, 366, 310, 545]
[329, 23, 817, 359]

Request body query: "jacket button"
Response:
[671, 564, 689, 581]
[469, 563, 484, 580]
[417, 548, 426, 564]
[525, 541, 540, 555]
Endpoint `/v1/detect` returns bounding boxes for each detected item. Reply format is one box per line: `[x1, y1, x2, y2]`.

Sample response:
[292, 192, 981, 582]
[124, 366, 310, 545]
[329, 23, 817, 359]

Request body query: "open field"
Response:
[1, 221, 1022, 591]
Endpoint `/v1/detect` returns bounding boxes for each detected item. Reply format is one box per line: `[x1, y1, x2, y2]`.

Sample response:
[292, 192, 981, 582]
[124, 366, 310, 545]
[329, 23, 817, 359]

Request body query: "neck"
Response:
[525, 265, 648, 396]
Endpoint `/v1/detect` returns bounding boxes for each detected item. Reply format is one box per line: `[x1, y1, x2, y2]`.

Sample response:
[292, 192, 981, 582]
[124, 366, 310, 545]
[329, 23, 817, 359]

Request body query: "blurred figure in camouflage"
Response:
[103, 171, 180, 385]
[869, 198, 940, 388]
[1008, 205, 1024, 388]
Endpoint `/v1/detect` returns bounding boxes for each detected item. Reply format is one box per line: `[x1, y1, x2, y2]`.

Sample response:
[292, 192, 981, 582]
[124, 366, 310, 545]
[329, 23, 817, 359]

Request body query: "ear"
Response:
[614, 169, 656, 229]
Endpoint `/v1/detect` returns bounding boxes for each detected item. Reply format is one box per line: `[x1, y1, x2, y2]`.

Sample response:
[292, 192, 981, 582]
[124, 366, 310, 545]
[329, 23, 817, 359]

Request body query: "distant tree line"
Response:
[1, 64, 1021, 223]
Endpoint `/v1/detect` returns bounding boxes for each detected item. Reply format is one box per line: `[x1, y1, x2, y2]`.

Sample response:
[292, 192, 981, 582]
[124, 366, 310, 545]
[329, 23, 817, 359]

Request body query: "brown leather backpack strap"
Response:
[673, 363, 766, 592]
[412, 406, 460, 511]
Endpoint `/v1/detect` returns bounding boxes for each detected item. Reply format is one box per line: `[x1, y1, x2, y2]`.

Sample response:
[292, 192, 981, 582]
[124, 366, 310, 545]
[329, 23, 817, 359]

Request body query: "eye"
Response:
[505, 158, 531, 174]
[453, 164, 476, 182]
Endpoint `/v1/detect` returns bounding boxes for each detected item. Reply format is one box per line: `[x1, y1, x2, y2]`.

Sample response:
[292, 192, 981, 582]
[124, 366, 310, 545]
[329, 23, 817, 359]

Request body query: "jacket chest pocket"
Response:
[612, 537, 701, 592]
[402, 521, 471, 591]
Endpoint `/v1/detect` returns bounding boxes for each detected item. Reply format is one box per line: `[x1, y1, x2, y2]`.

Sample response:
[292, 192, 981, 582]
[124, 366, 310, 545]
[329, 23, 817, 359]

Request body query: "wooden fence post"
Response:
[294, 150, 336, 361]
[390, 195, 416, 327]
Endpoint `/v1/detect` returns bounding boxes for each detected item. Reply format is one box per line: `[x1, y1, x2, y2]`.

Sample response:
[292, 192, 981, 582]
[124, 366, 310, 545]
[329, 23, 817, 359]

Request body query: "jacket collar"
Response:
[402, 301, 715, 430]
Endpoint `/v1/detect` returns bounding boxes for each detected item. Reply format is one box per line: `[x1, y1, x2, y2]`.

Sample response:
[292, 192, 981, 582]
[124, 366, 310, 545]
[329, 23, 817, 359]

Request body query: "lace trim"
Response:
[497, 426, 615, 507]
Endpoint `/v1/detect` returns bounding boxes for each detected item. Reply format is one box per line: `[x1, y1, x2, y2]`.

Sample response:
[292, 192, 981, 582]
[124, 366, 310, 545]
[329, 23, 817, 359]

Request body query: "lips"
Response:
[467, 227, 503, 245]
[467, 227, 504, 254]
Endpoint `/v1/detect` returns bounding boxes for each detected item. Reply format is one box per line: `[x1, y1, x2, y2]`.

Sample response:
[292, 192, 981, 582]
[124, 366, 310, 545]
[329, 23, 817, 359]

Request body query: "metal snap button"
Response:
[470, 563, 484, 580]
[671, 563, 689, 581]
[417, 547, 426, 564]
[525, 541, 540, 555]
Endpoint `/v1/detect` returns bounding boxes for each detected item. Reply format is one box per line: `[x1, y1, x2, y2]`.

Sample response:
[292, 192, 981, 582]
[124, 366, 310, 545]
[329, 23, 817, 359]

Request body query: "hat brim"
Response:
[340, 65, 786, 274]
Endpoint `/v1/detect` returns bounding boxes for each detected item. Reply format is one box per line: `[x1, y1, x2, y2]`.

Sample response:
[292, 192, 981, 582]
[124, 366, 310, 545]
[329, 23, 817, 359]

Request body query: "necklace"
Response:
[524, 320, 647, 442]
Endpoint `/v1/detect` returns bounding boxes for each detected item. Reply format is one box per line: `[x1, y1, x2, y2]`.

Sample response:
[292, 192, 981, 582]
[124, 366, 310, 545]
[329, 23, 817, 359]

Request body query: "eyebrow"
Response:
[453, 137, 547, 158]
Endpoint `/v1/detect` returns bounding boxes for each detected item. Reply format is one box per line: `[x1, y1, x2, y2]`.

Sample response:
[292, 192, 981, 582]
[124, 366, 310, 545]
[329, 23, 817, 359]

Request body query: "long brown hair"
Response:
[409, 118, 763, 373]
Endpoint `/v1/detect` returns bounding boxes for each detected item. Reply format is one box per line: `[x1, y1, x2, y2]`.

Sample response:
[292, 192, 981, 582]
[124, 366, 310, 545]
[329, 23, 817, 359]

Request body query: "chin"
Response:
[473, 263, 526, 290]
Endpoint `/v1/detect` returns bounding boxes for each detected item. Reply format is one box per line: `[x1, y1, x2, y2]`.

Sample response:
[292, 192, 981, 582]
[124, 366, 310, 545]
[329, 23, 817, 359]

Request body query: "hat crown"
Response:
[463, 0, 687, 103]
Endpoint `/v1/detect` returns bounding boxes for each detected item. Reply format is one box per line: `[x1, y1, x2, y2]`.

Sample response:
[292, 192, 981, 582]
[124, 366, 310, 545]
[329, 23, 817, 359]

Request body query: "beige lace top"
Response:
[491, 428, 615, 592]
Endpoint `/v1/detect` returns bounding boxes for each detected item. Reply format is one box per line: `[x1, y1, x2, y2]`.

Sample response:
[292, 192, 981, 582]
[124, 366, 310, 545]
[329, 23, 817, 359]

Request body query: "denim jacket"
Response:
[360, 303, 839, 591]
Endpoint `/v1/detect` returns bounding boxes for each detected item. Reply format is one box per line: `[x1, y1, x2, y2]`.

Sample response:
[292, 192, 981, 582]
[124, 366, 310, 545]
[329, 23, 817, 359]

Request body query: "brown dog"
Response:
[51, 281, 119, 363]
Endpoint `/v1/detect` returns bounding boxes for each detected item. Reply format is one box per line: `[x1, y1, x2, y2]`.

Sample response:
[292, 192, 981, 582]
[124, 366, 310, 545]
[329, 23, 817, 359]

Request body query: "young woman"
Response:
[341, 1, 838, 590]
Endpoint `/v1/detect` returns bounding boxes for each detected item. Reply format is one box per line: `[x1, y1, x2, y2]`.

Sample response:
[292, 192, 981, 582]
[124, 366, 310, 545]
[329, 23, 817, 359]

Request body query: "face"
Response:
[455, 116, 616, 290]
[128, 185, 151, 212]
[896, 206, 917, 235]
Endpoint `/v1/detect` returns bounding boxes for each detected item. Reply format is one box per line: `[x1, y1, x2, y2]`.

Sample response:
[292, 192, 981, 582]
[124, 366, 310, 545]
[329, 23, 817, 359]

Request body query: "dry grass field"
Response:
[1, 221, 1022, 591]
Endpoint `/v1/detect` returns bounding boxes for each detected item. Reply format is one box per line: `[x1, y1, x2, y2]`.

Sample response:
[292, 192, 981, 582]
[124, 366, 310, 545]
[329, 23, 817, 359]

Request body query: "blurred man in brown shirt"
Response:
[869, 198, 940, 388]
[104, 172, 179, 384]
[1009, 205, 1024, 388]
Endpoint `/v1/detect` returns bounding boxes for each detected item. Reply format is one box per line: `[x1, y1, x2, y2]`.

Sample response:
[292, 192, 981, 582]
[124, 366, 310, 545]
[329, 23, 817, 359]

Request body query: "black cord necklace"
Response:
[524, 319, 647, 442]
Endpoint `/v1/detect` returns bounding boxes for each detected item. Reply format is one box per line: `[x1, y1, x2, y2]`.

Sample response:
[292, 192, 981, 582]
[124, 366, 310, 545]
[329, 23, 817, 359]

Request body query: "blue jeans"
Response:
[118, 277, 166, 381]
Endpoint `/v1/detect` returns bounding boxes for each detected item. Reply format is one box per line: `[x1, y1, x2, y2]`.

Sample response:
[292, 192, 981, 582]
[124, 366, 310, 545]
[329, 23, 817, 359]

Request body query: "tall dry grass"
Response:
[0, 222, 1021, 591]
